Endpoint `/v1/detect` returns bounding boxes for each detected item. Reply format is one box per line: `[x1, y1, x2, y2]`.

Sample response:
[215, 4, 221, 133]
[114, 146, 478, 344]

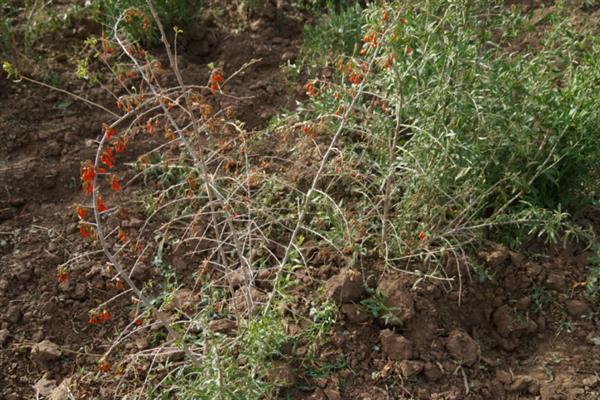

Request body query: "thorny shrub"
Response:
[16, 1, 347, 398]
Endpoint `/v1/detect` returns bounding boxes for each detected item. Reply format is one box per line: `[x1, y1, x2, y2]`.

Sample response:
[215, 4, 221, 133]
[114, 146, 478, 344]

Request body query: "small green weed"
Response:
[529, 285, 553, 314]
[361, 290, 401, 326]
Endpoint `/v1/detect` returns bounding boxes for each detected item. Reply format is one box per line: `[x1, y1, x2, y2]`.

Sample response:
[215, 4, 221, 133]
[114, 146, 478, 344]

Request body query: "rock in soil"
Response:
[379, 329, 413, 361]
[324, 268, 364, 303]
[31, 340, 62, 366]
[446, 329, 479, 366]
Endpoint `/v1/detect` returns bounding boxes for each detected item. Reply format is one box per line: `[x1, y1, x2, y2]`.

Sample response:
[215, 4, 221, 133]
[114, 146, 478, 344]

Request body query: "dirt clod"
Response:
[486, 246, 510, 268]
[399, 360, 424, 378]
[446, 329, 479, 366]
[546, 273, 566, 291]
[324, 268, 364, 303]
[379, 329, 413, 361]
[31, 340, 62, 366]
[423, 362, 443, 382]
[493, 305, 518, 338]
[341, 303, 371, 324]
[565, 299, 589, 317]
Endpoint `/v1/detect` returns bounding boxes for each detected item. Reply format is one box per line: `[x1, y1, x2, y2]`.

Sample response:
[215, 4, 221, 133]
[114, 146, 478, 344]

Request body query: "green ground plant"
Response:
[295, 0, 600, 269]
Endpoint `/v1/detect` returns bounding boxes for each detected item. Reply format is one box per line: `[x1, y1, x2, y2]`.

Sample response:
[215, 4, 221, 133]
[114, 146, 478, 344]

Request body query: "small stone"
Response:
[31, 340, 62, 366]
[446, 329, 479, 366]
[565, 300, 589, 317]
[400, 360, 424, 378]
[324, 268, 364, 303]
[379, 329, 413, 361]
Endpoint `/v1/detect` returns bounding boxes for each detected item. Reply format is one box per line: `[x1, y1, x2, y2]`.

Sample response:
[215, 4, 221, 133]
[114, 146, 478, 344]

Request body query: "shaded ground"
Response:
[1, 1, 599, 399]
